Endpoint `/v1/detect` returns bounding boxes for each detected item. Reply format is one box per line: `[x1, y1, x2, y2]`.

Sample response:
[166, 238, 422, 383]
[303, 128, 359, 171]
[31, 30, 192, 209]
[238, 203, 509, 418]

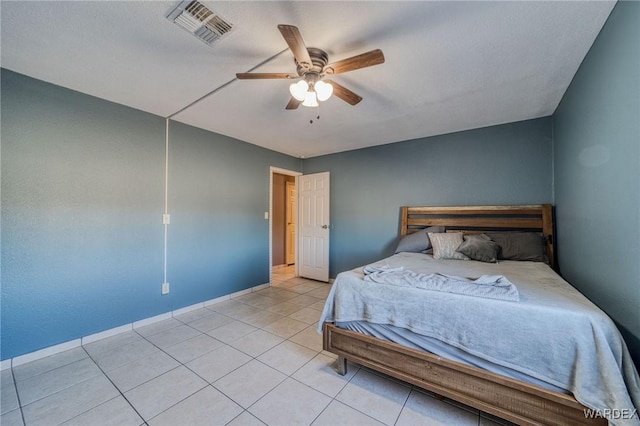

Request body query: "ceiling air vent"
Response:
[166, 1, 233, 46]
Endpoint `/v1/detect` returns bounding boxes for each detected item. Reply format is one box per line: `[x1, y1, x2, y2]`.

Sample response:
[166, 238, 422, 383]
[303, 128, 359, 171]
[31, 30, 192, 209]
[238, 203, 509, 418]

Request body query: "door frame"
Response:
[285, 180, 296, 265]
[269, 167, 302, 283]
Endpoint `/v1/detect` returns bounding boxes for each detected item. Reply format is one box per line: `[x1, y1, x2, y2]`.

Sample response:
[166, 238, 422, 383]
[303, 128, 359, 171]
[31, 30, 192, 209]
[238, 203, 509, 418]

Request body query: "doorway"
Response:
[285, 180, 296, 266]
[270, 167, 301, 283]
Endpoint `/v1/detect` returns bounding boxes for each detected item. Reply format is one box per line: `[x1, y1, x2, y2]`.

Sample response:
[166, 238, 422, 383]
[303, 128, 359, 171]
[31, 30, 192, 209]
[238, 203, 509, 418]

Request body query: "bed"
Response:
[319, 205, 639, 426]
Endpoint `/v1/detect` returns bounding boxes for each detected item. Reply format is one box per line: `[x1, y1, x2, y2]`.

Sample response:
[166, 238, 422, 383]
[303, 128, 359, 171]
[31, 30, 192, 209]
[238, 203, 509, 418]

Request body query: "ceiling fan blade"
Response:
[236, 73, 297, 80]
[325, 80, 362, 105]
[277, 24, 313, 70]
[285, 97, 301, 110]
[324, 49, 385, 75]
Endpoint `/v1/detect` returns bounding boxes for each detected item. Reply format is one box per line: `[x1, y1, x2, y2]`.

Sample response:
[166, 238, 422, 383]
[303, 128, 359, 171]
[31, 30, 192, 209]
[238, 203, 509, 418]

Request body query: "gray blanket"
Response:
[318, 253, 640, 426]
[363, 265, 519, 302]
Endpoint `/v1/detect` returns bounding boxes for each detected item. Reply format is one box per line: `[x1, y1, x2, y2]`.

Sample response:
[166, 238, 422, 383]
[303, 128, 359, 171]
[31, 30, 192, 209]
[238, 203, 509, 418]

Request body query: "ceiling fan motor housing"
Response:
[296, 47, 329, 79]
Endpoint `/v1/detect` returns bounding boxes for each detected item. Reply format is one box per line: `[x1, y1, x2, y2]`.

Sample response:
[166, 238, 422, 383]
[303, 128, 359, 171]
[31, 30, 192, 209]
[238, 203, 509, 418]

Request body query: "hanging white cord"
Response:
[162, 49, 289, 287]
[168, 48, 289, 119]
[163, 118, 169, 286]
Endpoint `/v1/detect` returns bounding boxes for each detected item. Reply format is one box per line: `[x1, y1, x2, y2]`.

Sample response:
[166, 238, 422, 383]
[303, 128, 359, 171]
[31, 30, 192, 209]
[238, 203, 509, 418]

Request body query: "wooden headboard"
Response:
[400, 204, 556, 271]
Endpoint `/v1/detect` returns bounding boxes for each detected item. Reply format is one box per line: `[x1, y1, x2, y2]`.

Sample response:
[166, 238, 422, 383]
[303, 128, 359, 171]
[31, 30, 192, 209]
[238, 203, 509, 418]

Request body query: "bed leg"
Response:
[336, 356, 347, 376]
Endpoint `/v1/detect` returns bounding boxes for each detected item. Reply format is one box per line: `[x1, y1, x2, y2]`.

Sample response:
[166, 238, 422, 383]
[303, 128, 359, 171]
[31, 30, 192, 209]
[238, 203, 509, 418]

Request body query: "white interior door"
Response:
[298, 172, 330, 282]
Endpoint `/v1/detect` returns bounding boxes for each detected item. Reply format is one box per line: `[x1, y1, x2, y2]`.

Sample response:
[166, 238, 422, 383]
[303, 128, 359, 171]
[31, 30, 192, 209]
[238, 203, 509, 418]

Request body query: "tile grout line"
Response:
[131, 318, 255, 424]
[9, 367, 27, 426]
[77, 345, 149, 426]
[393, 384, 413, 426]
[236, 299, 353, 425]
[130, 324, 214, 423]
[285, 360, 392, 426]
[12, 354, 105, 413]
[233, 346, 338, 424]
[159, 287, 332, 425]
[159, 313, 306, 424]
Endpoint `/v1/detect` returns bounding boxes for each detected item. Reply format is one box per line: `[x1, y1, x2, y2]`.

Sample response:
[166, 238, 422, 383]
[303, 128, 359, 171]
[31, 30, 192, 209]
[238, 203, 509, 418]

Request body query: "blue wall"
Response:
[303, 118, 553, 276]
[167, 122, 300, 305]
[553, 1, 640, 364]
[0, 69, 300, 360]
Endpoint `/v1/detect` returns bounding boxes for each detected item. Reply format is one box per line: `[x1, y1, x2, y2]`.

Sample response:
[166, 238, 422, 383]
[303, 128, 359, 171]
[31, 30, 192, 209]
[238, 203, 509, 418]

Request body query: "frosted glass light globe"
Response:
[302, 91, 319, 107]
[289, 80, 309, 101]
[315, 81, 333, 102]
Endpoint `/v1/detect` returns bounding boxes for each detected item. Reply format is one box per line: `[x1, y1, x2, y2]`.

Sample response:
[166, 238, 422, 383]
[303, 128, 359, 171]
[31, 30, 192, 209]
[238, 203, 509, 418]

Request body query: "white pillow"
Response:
[428, 232, 469, 260]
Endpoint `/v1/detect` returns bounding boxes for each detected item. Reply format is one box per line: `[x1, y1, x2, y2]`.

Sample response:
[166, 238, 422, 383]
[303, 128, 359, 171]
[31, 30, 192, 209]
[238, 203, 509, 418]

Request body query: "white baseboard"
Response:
[82, 324, 133, 346]
[132, 312, 173, 329]
[0, 359, 12, 371]
[230, 287, 254, 298]
[172, 302, 205, 317]
[1, 282, 271, 371]
[11, 339, 82, 368]
[203, 294, 232, 307]
[253, 282, 270, 291]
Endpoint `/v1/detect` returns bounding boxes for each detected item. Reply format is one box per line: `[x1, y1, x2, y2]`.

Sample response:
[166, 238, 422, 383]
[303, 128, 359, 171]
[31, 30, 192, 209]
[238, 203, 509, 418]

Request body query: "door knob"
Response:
[322, 225, 328, 229]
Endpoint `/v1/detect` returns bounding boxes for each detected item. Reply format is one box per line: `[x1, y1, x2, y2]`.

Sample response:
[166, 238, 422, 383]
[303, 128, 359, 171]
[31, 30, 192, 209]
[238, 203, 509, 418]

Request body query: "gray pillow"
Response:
[456, 234, 500, 263]
[486, 232, 547, 262]
[395, 226, 445, 253]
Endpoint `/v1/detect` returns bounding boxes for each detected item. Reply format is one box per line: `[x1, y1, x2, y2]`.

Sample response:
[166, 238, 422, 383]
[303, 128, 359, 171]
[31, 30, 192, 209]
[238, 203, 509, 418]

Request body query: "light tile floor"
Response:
[1, 267, 514, 426]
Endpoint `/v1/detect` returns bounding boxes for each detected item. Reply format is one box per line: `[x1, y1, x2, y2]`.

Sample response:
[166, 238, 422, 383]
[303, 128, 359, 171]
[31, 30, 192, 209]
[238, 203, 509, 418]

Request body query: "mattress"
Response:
[335, 320, 568, 393]
[319, 252, 640, 425]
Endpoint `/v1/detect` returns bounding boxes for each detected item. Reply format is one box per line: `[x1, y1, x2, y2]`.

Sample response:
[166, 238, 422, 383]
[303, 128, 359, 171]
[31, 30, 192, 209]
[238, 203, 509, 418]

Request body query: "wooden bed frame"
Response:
[323, 205, 606, 426]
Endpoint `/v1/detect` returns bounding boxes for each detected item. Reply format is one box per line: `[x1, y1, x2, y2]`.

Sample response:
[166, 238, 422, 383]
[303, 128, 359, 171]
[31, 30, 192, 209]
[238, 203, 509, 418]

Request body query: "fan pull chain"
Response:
[309, 105, 320, 124]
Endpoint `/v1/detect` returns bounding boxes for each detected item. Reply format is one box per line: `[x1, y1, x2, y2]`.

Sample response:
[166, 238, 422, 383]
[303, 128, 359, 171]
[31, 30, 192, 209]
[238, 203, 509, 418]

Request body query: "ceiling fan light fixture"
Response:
[289, 80, 308, 101]
[315, 81, 333, 102]
[302, 91, 319, 107]
[236, 25, 384, 110]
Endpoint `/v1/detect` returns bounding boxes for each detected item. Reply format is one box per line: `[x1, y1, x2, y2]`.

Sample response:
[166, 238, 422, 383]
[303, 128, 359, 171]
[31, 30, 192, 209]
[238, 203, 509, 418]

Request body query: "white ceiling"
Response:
[1, 1, 615, 158]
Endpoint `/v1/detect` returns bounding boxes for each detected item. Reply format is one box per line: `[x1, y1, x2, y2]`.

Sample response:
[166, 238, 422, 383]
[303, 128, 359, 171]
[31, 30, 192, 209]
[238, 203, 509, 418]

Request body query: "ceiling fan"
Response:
[236, 25, 385, 110]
